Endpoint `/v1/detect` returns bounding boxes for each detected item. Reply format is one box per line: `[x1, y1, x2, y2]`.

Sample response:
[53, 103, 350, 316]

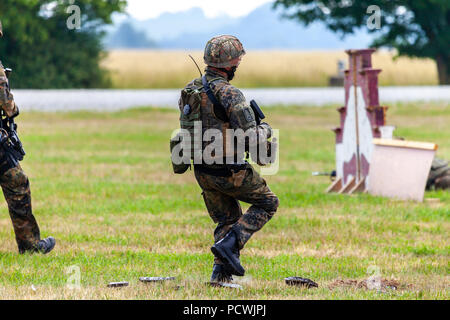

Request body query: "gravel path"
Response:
[13, 86, 450, 112]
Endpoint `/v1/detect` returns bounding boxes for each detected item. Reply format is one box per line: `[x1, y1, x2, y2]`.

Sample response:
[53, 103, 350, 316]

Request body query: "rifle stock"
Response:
[250, 100, 265, 125]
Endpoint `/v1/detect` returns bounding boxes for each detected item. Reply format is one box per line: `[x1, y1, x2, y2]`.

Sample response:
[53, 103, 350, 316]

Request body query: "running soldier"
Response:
[173, 35, 279, 282]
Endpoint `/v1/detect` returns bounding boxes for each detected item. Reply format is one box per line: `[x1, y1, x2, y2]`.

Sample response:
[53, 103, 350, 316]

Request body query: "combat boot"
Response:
[210, 264, 233, 283]
[36, 236, 56, 254]
[211, 230, 245, 276]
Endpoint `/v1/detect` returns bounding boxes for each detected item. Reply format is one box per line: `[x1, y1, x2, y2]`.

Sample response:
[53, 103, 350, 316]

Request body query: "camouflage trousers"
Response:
[194, 164, 279, 265]
[0, 165, 40, 253]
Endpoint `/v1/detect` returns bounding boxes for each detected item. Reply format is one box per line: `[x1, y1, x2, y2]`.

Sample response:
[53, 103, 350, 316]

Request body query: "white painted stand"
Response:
[368, 139, 438, 202]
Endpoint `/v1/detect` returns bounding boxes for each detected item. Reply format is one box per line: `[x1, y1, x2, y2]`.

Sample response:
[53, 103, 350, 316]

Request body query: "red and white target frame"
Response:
[327, 49, 396, 194]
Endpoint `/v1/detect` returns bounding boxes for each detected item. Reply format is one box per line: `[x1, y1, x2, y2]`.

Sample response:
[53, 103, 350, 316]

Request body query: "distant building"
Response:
[328, 60, 346, 87]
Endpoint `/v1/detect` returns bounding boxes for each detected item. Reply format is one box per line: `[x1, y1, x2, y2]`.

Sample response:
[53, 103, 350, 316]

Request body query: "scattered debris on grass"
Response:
[285, 277, 319, 289]
[139, 277, 176, 283]
[328, 279, 412, 291]
[107, 282, 129, 288]
[328, 279, 358, 290]
[207, 282, 243, 290]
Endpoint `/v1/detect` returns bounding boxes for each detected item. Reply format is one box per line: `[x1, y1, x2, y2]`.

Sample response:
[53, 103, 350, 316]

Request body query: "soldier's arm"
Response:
[0, 68, 18, 117]
[218, 84, 272, 144]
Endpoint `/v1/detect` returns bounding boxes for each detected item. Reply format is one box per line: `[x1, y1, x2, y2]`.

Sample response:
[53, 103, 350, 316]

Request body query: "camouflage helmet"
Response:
[0, 20, 3, 37]
[204, 35, 246, 68]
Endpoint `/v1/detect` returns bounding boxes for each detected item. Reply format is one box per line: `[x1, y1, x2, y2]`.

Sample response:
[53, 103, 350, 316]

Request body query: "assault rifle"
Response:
[1, 67, 26, 161]
[249, 100, 265, 125]
[1, 111, 26, 161]
[4, 67, 12, 78]
[312, 170, 337, 181]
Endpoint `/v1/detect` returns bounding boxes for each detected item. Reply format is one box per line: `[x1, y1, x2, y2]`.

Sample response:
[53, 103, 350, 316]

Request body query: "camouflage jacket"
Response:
[0, 60, 18, 117]
[179, 67, 273, 165]
[204, 67, 272, 146]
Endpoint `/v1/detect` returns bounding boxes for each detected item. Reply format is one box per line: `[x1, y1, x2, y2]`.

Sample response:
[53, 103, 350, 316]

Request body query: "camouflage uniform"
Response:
[0, 58, 41, 253]
[195, 162, 279, 253]
[183, 40, 279, 266]
[427, 158, 450, 190]
[196, 68, 278, 252]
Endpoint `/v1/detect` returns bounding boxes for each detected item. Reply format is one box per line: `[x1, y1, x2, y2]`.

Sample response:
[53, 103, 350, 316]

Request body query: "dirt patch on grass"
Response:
[328, 279, 412, 291]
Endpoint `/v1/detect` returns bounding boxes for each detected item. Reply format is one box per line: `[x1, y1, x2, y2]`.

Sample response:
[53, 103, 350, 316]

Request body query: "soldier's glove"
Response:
[256, 137, 277, 166]
[10, 104, 19, 118]
[2, 99, 18, 119]
[259, 122, 272, 139]
[253, 122, 275, 166]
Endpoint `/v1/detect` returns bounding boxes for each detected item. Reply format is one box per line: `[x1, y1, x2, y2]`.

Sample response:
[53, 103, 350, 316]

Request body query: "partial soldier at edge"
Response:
[0, 20, 55, 254]
[427, 157, 450, 191]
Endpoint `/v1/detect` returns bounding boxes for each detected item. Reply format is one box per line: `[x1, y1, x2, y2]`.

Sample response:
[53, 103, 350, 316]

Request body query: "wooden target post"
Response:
[327, 49, 395, 194]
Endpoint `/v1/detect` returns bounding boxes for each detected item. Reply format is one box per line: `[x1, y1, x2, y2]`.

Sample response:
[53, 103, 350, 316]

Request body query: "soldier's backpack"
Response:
[426, 157, 450, 190]
[170, 79, 204, 174]
[170, 76, 229, 174]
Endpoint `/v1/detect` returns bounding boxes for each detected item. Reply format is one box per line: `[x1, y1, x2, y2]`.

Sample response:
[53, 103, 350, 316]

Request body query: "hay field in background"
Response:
[103, 50, 438, 89]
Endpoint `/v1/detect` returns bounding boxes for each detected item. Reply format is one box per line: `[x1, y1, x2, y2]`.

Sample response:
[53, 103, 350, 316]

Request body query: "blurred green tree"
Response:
[0, 0, 126, 88]
[274, 0, 450, 84]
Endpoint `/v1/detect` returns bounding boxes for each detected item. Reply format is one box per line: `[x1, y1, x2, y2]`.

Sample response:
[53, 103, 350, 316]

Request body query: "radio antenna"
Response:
[188, 54, 203, 77]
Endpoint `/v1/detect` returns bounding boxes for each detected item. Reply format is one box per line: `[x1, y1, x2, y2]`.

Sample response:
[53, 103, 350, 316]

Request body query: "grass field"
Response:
[103, 50, 439, 89]
[0, 102, 448, 300]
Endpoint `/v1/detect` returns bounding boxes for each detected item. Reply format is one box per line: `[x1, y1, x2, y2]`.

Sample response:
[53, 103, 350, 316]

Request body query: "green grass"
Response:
[0, 102, 448, 300]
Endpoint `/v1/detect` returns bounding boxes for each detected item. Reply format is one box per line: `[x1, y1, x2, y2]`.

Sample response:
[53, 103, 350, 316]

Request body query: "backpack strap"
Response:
[202, 75, 229, 122]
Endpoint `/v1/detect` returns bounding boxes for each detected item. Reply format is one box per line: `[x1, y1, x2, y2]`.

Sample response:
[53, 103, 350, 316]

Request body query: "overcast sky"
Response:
[126, 0, 274, 20]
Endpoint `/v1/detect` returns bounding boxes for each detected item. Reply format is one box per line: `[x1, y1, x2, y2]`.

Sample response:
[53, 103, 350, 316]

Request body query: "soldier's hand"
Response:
[256, 137, 277, 166]
[259, 122, 272, 139]
[11, 104, 19, 118]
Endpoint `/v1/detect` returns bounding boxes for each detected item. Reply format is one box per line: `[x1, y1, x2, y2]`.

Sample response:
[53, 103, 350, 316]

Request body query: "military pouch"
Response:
[170, 131, 190, 174]
[170, 81, 205, 174]
[232, 169, 247, 188]
[179, 83, 203, 161]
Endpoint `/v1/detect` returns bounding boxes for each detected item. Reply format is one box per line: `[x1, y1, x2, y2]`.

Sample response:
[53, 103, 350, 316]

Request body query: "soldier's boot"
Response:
[211, 230, 245, 276]
[21, 236, 56, 254]
[210, 264, 233, 283]
[37, 236, 56, 254]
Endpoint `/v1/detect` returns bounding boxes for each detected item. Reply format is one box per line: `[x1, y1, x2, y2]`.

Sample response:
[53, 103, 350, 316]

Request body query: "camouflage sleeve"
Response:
[0, 68, 18, 117]
[218, 84, 272, 144]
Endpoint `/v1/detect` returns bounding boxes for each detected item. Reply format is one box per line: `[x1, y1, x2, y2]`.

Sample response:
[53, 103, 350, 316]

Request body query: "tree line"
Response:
[0, 0, 447, 88]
